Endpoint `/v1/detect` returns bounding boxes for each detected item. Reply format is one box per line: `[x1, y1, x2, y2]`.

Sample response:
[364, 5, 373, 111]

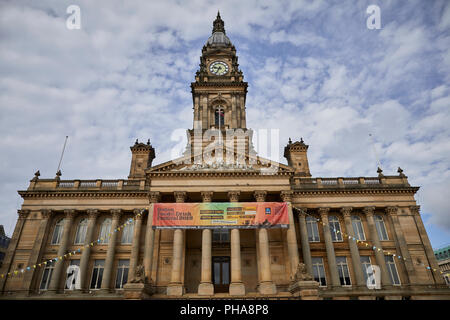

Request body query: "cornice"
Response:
[18, 190, 148, 199]
[292, 187, 419, 196]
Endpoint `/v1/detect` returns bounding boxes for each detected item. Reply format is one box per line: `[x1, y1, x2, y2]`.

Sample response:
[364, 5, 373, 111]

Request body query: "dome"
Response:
[206, 31, 232, 46]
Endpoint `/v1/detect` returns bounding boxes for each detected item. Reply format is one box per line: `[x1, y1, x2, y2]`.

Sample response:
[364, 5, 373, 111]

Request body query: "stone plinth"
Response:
[289, 280, 321, 300]
[198, 282, 214, 295]
[167, 283, 184, 296]
[123, 283, 154, 300]
[258, 281, 277, 295]
[229, 282, 245, 296]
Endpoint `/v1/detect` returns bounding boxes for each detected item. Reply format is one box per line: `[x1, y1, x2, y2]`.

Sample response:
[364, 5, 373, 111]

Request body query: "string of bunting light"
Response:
[0, 208, 147, 279]
[292, 206, 443, 275]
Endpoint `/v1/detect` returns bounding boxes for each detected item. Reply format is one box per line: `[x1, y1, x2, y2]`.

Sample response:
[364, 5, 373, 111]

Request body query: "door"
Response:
[212, 256, 230, 293]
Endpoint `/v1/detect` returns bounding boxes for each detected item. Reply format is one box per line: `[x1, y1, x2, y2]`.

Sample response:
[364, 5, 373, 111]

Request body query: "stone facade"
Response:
[0, 13, 449, 300]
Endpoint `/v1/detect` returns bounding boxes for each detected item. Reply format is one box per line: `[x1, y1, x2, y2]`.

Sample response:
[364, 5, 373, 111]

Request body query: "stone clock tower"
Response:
[187, 12, 253, 163]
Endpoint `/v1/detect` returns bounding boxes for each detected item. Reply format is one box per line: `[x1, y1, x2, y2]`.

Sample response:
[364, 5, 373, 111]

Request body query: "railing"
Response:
[79, 181, 97, 188]
[54, 179, 144, 191]
[342, 178, 359, 185]
[365, 178, 381, 184]
[321, 178, 338, 185]
[58, 181, 75, 188]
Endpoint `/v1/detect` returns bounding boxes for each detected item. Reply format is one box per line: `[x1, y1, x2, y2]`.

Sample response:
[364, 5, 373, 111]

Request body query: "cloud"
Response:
[0, 0, 449, 245]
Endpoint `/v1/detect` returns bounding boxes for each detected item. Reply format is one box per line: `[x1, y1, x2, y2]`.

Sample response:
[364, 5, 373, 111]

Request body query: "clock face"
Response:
[209, 61, 229, 76]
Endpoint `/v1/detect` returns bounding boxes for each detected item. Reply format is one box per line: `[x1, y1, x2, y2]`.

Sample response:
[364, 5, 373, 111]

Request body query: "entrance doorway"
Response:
[212, 256, 230, 293]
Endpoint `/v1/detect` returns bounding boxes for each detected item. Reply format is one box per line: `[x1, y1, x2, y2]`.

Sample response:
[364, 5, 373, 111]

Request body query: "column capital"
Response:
[148, 191, 161, 203]
[133, 208, 145, 220]
[318, 207, 330, 219]
[174, 191, 187, 203]
[17, 209, 30, 220]
[86, 209, 99, 219]
[64, 209, 77, 219]
[410, 205, 420, 216]
[386, 206, 398, 216]
[363, 206, 375, 216]
[340, 207, 353, 218]
[228, 191, 240, 202]
[201, 191, 213, 203]
[41, 209, 53, 220]
[111, 209, 122, 219]
[254, 190, 267, 202]
[296, 207, 308, 217]
[280, 190, 293, 202]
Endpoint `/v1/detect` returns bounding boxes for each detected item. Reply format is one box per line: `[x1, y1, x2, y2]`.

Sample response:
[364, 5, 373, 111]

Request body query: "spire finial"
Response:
[213, 11, 225, 34]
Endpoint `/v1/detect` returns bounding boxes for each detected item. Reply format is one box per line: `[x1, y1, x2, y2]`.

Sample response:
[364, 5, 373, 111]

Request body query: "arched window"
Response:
[215, 107, 224, 127]
[306, 216, 320, 242]
[51, 219, 65, 245]
[74, 218, 88, 244]
[121, 220, 134, 244]
[351, 215, 366, 241]
[328, 216, 343, 242]
[99, 218, 112, 244]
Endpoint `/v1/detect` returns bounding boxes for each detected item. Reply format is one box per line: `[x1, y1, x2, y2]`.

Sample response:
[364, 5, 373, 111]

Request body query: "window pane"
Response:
[90, 269, 98, 289]
[214, 263, 220, 284]
[222, 262, 229, 284]
[115, 269, 123, 289]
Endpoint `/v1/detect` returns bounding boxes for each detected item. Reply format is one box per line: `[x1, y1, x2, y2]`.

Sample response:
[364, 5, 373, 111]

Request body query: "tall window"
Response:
[385, 256, 401, 285]
[90, 259, 105, 289]
[115, 259, 130, 289]
[215, 107, 224, 127]
[336, 256, 351, 286]
[329, 216, 343, 242]
[121, 220, 134, 244]
[360, 256, 372, 283]
[99, 218, 112, 244]
[65, 260, 80, 290]
[40, 261, 55, 290]
[351, 215, 366, 241]
[375, 215, 389, 240]
[74, 219, 88, 244]
[311, 257, 327, 286]
[306, 216, 320, 242]
[51, 219, 65, 245]
[212, 229, 230, 243]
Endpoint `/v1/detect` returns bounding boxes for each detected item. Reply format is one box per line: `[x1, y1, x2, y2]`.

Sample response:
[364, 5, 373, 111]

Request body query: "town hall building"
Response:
[1, 13, 449, 300]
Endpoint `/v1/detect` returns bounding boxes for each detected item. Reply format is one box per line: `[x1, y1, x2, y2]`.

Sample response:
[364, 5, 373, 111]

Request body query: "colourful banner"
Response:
[152, 202, 289, 229]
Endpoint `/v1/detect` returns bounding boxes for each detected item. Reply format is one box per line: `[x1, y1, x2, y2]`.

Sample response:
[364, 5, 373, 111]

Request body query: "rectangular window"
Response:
[311, 257, 327, 286]
[336, 256, 351, 286]
[360, 256, 372, 284]
[351, 216, 366, 241]
[375, 215, 389, 241]
[306, 217, 320, 242]
[329, 217, 343, 242]
[115, 260, 130, 289]
[121, 221, 134, 244]
[385, 256, 401, 285]
[90, 260, 105, 289]
[65, 260, 80, 290]
[212, 229, 230, 243]
[39, 261, 55, 290]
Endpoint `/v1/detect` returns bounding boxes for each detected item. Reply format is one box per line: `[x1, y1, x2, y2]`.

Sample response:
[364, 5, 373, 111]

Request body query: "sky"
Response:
[0, 0, 449, 249]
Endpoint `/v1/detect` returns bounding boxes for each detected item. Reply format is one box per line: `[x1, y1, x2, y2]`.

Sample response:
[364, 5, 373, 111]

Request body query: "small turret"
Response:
[128, 139, 155, 179]
[284, 138, 311, 177]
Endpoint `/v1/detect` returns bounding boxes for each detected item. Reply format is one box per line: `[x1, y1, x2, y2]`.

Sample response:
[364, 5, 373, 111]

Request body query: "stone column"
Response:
[363, 207, 391, 286]
[167, 191, 187, 296]
[198, 191, 214, 295]
[341, 207, 365, 287]
[297, 208, 313, 277]
[280, 191, 300, 278]
[385, 206, 417, 285]
[255, 190, 277, 294]
[228, 191, 245, 296]
[79, 209, 99, 292]
[129, 208, 144, 281]
[410, 205, 445, 284]
[22, 209, 53, 293]
[48, 209, 76, 293]
[143, 192, 160, 283]
[101, 209, 122, 292]
[319, 207, 340, 287]
[0, 210, 29, 292]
